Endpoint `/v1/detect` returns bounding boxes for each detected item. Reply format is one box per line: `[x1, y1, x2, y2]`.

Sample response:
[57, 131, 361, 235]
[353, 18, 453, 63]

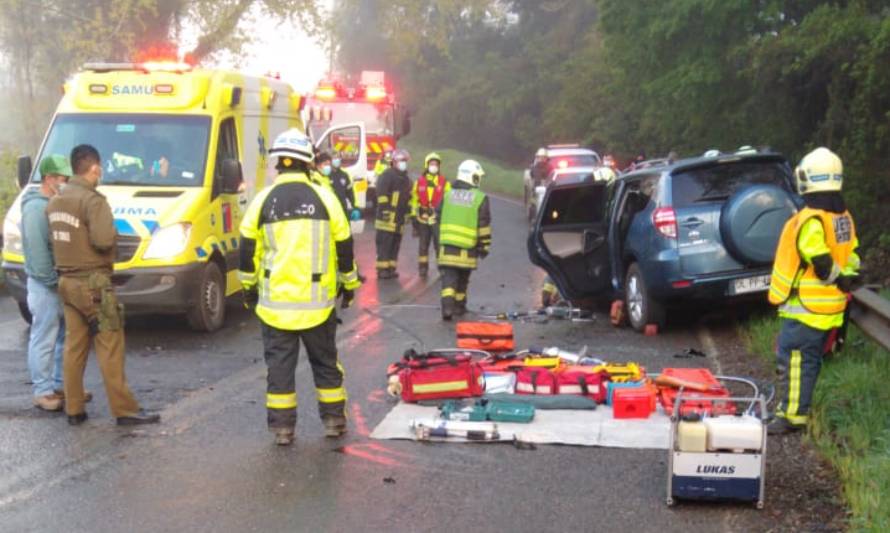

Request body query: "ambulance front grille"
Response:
[115, 235, 141, 263]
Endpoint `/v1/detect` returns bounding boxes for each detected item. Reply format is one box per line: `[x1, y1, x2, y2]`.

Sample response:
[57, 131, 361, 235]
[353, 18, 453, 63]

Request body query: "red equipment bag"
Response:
[556, 370, 609, 403]
[395, 350, 485, 403]
[456, 321, 515, 352]
[515, 367, 558, 395]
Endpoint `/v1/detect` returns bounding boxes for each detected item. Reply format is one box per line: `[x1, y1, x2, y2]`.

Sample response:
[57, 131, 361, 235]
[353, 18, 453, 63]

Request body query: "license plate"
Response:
[732, 275, 770, 295]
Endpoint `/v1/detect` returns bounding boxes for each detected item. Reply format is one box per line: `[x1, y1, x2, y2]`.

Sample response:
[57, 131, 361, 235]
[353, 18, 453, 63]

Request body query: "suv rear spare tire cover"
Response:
[720, 184, 796, 265]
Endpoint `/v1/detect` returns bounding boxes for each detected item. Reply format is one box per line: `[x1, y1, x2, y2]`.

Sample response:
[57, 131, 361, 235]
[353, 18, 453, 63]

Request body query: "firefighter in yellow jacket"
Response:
[410, 152, 451, 277]
[438, 160, 492, 320]
[239, 129, 361, 446]
[767, 147, 860, 435]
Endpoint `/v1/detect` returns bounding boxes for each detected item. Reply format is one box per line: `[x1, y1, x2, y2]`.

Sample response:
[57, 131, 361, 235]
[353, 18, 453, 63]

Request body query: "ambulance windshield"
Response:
[35, 114, 211, 187]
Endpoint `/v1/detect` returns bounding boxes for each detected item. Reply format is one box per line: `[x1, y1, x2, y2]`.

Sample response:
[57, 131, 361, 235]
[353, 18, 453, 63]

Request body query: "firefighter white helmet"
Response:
[269, 128, 314, 164]
[535, 148, 547, 158]
[796, 147, 843, 194]
[457, 159, 485, 187]
[593, 166, 617, 182]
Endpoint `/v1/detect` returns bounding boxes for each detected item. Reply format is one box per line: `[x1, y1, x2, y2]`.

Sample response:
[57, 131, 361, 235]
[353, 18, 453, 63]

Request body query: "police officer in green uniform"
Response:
[239, 129, 361, 446]
[438, 160, 492, 320]
[47, 144, 159, 426]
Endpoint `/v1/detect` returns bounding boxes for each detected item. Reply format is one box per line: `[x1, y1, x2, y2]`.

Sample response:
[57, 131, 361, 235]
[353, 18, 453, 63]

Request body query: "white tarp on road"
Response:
[370, 402, 672, 449]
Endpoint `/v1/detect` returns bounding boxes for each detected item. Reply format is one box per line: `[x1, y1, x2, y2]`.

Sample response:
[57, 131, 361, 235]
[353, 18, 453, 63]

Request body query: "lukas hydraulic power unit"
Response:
[666, 389, 767, 509]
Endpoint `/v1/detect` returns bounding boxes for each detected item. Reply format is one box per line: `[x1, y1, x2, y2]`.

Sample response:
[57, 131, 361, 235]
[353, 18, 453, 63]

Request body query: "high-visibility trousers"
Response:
[375, 229, 402, 272]
[440, 267, 471, 316]
[261, 311, 346, 429]
[775, 318, 830, 426]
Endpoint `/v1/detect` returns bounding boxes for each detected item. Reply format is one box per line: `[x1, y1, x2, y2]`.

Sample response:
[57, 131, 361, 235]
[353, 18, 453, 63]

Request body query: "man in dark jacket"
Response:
[22, 155, 71, 411]
[374, 149, 412, 279]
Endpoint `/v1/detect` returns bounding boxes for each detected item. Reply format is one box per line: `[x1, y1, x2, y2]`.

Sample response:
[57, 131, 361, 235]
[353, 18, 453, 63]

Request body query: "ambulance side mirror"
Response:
[17, 155, 32, 189]
[221, 159, 243, 194]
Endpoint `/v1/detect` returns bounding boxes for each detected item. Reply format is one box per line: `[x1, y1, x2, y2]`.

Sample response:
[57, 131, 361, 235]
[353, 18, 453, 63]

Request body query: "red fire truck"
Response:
[304, 71, 411, 210]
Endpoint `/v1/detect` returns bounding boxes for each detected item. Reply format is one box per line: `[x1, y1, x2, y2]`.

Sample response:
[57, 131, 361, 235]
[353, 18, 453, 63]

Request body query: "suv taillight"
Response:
[653, 207, 678, 239]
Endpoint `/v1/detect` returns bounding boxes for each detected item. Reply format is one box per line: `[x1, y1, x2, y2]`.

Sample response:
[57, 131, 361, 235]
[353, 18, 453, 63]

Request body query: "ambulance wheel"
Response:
[18, 301, 32, 325]
[187, 261, 226, 332]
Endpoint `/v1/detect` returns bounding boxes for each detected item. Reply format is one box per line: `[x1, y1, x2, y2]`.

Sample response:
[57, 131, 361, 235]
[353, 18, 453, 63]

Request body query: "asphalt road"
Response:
[0, 195, 781, 532]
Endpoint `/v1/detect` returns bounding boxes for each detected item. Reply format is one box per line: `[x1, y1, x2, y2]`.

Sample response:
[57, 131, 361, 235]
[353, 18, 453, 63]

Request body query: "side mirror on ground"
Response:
[221, 159, 243, 194]
[17, 156, 32, 189]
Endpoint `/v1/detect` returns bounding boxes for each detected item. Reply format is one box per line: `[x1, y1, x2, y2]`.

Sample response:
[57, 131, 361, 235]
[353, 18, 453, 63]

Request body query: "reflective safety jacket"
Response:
[374, 167, 412, 233]
[437, 182, 491, 270]
[410, 173, 450, 225]
[769, 207, 859, 330]
[238, 171, 359, 331]
[373, 159, 388, 177]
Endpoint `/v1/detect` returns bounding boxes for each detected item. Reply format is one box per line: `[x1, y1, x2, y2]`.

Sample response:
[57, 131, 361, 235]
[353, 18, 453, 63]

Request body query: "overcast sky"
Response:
[184, 4, 331, 93]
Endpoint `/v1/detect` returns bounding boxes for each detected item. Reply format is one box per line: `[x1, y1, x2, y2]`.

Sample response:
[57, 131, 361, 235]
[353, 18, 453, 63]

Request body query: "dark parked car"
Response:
[528, 150, 799, 331]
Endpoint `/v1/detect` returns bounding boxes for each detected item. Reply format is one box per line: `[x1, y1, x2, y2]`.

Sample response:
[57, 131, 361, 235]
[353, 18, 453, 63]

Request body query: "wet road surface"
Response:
[0, 195, 778, 532]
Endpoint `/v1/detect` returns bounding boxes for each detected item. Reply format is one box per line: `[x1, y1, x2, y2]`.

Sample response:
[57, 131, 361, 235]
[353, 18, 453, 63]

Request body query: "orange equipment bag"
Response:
[657, 368, 736, 416]
[456, 321, 515, 352]
[515, 367, 558, 395]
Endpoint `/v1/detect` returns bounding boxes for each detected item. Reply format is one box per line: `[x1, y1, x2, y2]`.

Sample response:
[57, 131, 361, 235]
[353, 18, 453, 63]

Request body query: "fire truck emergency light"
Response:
[365, 86, 387, 102]
[315, 86, 337, 101]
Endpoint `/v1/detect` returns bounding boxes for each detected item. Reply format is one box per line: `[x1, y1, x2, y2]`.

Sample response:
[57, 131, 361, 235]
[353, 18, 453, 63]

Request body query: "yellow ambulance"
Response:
[2, 61, 365, 331]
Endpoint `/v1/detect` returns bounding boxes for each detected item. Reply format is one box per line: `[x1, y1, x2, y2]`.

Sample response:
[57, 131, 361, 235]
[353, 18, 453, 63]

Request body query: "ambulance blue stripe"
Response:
[142, 219, 159, 234]
[114, 219, 137, 236]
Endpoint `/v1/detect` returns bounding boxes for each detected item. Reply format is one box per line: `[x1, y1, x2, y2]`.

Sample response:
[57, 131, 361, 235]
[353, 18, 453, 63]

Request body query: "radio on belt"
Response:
[666, 388, 767, 509]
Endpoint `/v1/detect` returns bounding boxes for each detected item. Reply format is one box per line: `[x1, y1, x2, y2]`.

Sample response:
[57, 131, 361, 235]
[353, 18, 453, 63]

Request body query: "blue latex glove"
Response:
[350, 209, 362, 221]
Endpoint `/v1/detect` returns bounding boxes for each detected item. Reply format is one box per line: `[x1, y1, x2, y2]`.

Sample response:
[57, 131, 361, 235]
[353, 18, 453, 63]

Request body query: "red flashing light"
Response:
[557, 160, 569, 169]
[366, 85, 387, 101]
[89, 84, 108, 94]
[315, 86, 337, 101]
[671, 280, 692, 289]
[653, 207, 678, 239]
[154, 84, 175, 94]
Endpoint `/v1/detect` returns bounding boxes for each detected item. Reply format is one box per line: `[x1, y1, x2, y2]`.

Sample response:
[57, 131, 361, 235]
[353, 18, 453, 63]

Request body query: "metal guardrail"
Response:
[850, 287, 890, 352]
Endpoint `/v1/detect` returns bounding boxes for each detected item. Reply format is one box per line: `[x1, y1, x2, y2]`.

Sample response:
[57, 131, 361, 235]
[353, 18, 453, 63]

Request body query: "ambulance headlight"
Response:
[143, 223, 191, 259]
[3, 218, 22, 255]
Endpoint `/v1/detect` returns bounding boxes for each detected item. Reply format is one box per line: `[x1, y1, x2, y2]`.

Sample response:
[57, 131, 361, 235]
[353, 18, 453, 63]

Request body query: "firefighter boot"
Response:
[273, 427, 295, 446]
[322, 415, 347, 438]
[767, 417, 804, 436]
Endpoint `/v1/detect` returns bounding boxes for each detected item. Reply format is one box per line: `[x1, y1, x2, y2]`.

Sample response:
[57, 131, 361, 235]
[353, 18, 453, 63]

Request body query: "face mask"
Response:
[428, 164, 439, 175]
[320, 165, 332, 176]
[332, 158, 342, 168]
[397, 161, 408, 172]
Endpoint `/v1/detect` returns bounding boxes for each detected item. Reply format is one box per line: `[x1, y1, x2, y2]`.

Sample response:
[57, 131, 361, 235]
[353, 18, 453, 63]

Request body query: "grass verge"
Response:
[741, 305, 890, 532]
[398, 139, 524, 198]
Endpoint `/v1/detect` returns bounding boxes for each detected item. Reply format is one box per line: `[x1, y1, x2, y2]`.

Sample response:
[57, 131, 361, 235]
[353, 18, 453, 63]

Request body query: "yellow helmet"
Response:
[796, 147, 843, 194]
[593, 166, 617, 182]
[424, 152, 442, 168]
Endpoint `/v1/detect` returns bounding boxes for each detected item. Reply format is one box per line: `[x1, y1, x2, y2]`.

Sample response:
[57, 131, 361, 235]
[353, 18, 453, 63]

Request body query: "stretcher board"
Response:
[370, 402, 671, 449]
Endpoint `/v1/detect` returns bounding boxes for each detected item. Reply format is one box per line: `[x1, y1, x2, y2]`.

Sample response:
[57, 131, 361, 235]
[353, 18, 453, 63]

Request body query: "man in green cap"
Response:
[22, 154, 73, 411]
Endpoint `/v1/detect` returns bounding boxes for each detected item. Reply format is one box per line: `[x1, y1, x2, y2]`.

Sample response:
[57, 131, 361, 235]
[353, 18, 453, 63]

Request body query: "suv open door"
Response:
[527, 175, 613, 300]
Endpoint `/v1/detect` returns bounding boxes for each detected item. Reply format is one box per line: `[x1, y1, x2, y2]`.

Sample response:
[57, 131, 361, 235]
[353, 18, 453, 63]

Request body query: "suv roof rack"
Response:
[547, 143, 582, 149]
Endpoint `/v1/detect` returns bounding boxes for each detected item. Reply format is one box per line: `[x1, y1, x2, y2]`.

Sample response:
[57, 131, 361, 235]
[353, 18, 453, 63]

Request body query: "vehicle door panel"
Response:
[528, 178, 612, 299]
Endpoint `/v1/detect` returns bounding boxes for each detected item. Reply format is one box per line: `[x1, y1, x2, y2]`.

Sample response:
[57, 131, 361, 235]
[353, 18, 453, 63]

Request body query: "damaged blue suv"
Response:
[528, 150, 799, 331]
